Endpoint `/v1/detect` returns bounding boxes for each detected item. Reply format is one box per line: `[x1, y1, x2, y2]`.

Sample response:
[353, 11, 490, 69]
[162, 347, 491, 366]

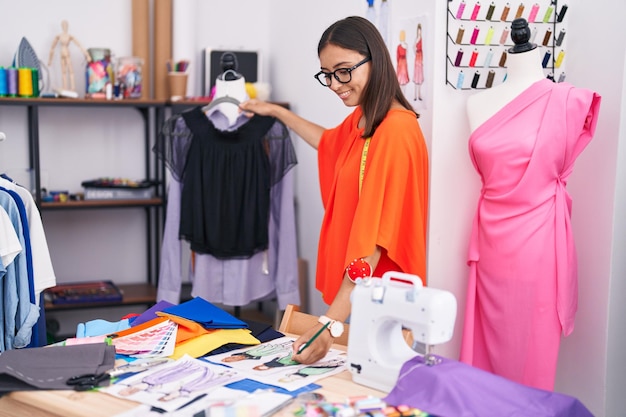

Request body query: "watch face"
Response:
[330, 321, 344, 337]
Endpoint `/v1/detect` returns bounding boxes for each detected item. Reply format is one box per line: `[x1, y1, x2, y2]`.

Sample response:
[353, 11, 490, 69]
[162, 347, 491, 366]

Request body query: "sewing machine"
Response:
[347, 271, 457, 392]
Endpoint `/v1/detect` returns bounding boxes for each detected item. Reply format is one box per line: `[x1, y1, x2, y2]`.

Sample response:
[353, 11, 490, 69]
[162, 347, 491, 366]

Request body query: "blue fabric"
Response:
[76, 318, 131, 338]
[162, 297, 247, 329]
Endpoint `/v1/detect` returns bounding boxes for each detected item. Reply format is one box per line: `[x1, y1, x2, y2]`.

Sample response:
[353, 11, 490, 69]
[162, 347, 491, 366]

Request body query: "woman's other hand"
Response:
[239, 99, 277, 117]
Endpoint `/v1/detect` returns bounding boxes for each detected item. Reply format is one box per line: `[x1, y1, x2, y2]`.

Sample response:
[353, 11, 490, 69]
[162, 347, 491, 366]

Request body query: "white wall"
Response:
[0, 1, 624, 415]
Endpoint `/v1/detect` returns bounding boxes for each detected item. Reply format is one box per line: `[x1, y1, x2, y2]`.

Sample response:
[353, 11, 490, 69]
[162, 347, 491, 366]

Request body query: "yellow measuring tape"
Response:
[359, 137, 371, 196]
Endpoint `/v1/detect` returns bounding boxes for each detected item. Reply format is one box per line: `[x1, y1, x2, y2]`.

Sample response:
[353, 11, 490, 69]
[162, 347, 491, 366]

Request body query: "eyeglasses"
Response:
[314, 57, 371, 87]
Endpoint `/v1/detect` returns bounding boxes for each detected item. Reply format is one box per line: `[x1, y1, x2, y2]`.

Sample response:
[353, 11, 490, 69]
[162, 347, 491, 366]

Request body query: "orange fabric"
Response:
[317, 107, 429, 304]
[156, 312, 211, 343]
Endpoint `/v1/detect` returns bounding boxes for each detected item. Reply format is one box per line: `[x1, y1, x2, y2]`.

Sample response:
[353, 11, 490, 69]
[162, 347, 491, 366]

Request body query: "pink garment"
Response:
[460, 79, 601, 390]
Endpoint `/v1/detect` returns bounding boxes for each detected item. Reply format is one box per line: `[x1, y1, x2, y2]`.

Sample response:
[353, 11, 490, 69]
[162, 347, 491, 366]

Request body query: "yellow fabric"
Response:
[168, 328, 260, 360]
[317, 106, 429, 303]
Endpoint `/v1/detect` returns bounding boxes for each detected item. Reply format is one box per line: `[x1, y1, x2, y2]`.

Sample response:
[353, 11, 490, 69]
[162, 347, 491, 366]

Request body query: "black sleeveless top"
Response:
[180, 107, 276, 258]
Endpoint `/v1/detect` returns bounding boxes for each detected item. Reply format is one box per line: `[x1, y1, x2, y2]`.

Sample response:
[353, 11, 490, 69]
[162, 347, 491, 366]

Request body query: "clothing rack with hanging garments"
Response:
[0, 171, 57, 351]
[154, 102, 301, 314]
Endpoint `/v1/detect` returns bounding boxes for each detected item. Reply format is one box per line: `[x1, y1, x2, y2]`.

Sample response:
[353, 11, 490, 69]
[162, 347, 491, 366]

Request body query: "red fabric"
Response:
[317, 107, 429, 303]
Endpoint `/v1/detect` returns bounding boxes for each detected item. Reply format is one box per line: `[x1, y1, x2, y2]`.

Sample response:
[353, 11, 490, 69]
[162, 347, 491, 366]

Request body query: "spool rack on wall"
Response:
[446, 0, 569, 90]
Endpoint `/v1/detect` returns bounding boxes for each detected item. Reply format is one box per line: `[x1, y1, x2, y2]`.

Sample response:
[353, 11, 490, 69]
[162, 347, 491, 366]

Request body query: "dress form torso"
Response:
[208, 75, 248, 126]
[466, 47, 545, 132]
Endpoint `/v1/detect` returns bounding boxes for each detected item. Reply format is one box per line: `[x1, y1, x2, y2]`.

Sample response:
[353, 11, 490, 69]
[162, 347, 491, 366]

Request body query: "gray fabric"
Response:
[0, 343, 115, 391]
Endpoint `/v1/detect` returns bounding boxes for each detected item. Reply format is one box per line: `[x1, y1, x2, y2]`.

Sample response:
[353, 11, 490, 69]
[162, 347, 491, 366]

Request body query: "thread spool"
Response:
[483, 49, 494, 67]
[484, 26, 495, 45]
[486, 70, 496, 88]
[501, 3, 511, 21]
[456, 71, 465, 89]
[456, 0, 466, 19]
[485, 2, 495, 20]
[542, 50, 552, 68]
[500, 27, 510, 44]
[455, 49, 464, 66]
[498, 51, 508, 67]
[470, 2, 481, 20]
[470, 26, 480, 44]
[0, 67, 7, 96]
[469, 49, 479, 67]
[543, 5, 554, 22]
[527, 3, 539, 23]
[556, 29, 566, 46]
[31, 68, 40, 97]
[542, 28, 552, 46]
[555, 50, 565, 68]
[7, 68, 18, 97]
[456, 26, 465, 44]
[471, 71, 481, 88]
[18, 68, 33, 97]
[557, 4, 568, 22]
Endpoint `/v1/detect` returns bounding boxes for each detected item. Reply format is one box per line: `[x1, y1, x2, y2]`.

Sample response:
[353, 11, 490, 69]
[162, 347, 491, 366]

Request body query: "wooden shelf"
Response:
[44, 283, 157, 312]
[0, 97, 165, 108]
[41, 198, 164, 210]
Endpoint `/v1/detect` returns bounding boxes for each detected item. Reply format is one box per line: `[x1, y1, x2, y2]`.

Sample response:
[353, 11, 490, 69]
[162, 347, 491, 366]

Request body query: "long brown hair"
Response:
[318, 16, 417, 139]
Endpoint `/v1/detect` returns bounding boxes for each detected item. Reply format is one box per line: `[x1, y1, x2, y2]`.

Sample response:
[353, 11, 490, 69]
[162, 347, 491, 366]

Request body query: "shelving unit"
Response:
[0, 97, 167, 316]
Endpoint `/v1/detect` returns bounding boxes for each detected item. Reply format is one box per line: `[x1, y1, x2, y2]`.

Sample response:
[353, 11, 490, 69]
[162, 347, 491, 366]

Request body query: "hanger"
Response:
[219, 69, 241, 81]
[202, 95, 241, 112]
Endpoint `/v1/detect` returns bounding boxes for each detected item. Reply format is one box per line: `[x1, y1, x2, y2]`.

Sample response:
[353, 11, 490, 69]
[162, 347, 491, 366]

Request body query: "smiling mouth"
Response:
[338, 90, 351, 99]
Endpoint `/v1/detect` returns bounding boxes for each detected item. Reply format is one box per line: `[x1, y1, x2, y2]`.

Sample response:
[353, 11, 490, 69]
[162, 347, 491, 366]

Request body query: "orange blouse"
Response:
[316, 106, 429, 304]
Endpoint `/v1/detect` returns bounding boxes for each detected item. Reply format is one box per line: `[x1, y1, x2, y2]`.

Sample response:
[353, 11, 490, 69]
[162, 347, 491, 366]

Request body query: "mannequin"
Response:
[47, 20, 91, 92]
[206, 52, 248, 126]
[466, 18, 545, 131]
[460, 17, 602, 390]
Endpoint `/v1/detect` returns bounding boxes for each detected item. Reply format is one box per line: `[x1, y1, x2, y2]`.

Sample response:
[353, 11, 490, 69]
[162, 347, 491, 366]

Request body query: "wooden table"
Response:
[0, 370, 385, 417]
[0, 341, 386, 417]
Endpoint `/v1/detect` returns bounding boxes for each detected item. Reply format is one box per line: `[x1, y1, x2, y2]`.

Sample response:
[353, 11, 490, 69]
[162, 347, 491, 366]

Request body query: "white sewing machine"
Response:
[347, 271, 457, 392]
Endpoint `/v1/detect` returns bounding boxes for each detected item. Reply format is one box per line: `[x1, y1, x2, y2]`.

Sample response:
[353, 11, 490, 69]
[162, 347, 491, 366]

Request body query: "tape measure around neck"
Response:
[359, 137, 371, 196]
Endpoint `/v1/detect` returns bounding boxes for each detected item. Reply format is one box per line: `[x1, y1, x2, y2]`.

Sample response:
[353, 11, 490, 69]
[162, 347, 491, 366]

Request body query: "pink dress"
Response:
[460, 79, 601, 390]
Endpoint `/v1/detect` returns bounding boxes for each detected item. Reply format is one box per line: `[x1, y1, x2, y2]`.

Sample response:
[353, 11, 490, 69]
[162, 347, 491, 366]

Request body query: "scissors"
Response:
[66, 373, 111, 391]
[66, 358, 170, 391]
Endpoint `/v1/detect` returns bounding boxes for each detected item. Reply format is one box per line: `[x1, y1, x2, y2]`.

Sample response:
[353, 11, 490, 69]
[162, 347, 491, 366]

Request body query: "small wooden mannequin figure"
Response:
[47, 20, 91, 92]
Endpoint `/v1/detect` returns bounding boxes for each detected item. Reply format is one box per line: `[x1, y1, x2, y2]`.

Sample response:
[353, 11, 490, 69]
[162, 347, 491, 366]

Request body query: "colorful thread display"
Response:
[446, 0, 568, 90]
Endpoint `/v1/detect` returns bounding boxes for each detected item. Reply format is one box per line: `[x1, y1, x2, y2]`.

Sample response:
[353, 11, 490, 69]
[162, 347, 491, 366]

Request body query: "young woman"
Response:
[239, 16, 429, 364]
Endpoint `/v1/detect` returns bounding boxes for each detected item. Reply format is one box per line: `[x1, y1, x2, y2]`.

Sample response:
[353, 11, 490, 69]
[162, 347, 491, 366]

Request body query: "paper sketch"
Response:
[104, 355, 243, 412]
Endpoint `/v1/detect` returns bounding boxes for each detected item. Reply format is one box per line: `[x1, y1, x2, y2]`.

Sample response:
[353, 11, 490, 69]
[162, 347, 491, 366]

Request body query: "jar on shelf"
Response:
[86, 48, 114, 98]
[116, 56, 143, 99]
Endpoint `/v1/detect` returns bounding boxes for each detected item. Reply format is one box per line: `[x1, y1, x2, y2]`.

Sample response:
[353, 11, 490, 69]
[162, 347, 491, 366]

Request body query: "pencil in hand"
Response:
[297, 321, 330, 354]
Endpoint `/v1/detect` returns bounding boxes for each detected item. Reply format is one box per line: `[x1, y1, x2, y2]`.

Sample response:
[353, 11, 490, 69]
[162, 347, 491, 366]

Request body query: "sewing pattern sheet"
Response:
[104, 355, 243, 412]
